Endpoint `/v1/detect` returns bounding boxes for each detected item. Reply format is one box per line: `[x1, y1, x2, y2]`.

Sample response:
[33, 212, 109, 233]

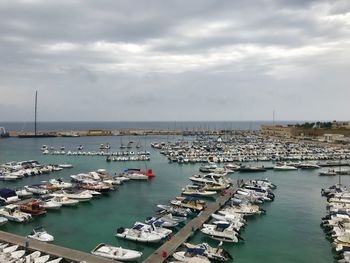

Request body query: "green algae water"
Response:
[0, 135, 344, 262]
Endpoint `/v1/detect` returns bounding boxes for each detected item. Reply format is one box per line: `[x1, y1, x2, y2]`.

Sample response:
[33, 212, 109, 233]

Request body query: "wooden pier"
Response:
[0, 231, 117, 263]
[144, 186, 238, 263]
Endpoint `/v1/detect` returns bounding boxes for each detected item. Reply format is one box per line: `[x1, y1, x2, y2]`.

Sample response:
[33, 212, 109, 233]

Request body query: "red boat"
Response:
[20, 200, 46, 216]
[125, 168, 156, 177]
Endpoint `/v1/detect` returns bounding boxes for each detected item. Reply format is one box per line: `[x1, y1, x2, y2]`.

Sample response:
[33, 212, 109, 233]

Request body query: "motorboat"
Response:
[0, 204, 32, 222]
[80, 182, 111, 193]
[58, 164, 73, 168]
[238, 166, 266, 172]
[297, 162, 320, 169]
[0, 188, 20, 204]
[115, 225, 163, 243]
[46, 258, 63, 263]
[201, 222, 241, 243]
[20, 200, 47, 216]
[145, 216, 178, 228]
[273, 163, 297, 170]
[156, 204, 191, 217]
[50, 190, 92, 202]
[202, 183, 227, 191]
[220, 204, 263, 216]
[47, 179, 73, 190]
[0, 248, 25, 262]
[170, 197, 205, 212]
[182, 185, 216, 197]
[15, 188, 33, 198]
[133, 221, 172, 238]
[0, 173, 19, 181]
[20, 251, 41, 263]
[183, 242, 233, 262]
[27, 226, 54, 242]
[319, 169, 337, 176]
[24, 185, 49, 195]
[189, 174, 230, 187]
[50, 196, 79, 206]
[91, 243, 142, 261]
[172, 251, 211, 263]
[40, 199, 62, 210]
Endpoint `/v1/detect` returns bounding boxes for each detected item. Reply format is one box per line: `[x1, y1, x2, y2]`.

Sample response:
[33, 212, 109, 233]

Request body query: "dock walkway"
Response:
[144, 185, 238, 263]
[0, 231, 117, 263]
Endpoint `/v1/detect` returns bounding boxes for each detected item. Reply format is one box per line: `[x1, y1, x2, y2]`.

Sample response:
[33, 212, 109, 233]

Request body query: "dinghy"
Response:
[91, 243, 142, 261]
[115, 225, 163, 243]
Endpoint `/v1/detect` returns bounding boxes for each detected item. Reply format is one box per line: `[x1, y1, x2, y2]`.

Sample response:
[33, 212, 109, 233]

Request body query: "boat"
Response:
[51, 190, 92, 202]
[172, 251, 211, 263]
[319, 169, 337, 176]
[273, 163, 297, 170]
[0, 188, 20, 204]
[50, 196, 79, 206]
[133, 221, 172, 238]
[182, 185, 216, 197]
[40, 198, 62, 210]
[15, 188, 33, 198]
[47, 179, 73, 190]
[58, 164, 73, 168]
[20, 200, 47, 216]
[80, 182, 111, 193]
[170, 197, 205, 212]
[156, 205, 191, 217]
[183, 242, 233, 262]
[115, 225, 163, 243]
[27, 226, 54, 242]
[0, 248, 25, 262]
[201, 222, 241, 243]
[0, 204, 32, 222]
[46, 258, 63, 263]
[122, 168, 155, 180]
[24, 185, 49, 195]
[91, 243, 142, 261]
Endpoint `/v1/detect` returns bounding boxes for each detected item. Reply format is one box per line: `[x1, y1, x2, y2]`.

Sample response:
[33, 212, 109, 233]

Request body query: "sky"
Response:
[0, 0, 349, 122]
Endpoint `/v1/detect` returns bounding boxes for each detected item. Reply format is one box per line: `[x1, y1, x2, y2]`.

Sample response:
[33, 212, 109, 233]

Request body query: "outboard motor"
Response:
[116, 227, 125, 234]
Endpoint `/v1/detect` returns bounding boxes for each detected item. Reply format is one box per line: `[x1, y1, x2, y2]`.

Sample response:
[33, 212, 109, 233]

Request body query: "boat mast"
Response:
[34, 90, 37, 136]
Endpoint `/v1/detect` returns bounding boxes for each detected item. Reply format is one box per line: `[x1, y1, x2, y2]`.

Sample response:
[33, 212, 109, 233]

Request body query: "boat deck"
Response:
[143, 184, 239, 263]
[0, 231, 117, 263]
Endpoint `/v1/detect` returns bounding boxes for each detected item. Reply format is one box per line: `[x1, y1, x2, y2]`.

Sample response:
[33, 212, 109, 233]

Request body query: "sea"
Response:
[0, 121, 295, 132]
[0, 122, 343, 263]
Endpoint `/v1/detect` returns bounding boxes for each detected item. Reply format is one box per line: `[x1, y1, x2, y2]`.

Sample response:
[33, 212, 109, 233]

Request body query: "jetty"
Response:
[0, 230, 117, 263]
[144, 185, 238, 263]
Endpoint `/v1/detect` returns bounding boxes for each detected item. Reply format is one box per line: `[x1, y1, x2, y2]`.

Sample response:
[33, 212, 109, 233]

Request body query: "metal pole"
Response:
[34, 90, 37, 136]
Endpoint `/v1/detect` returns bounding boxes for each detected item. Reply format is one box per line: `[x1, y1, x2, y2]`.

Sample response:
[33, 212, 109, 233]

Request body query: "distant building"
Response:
[332, 121, 350, 129]
[319, 134, 345, 143]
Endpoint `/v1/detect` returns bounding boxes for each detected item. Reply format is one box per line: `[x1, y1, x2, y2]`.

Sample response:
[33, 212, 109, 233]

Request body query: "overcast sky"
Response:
[0, 0, 349, 121]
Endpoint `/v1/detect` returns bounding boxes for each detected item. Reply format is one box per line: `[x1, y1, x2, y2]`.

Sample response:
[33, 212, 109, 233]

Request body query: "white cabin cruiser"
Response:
[201, 222, 241, 243]
[27, 226, 54, 242]
[115, 225, 163, 243]
[0, 204, 32, 222]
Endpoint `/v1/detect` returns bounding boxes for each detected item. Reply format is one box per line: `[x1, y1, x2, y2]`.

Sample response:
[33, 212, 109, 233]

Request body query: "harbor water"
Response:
[0, 135, 346, 262]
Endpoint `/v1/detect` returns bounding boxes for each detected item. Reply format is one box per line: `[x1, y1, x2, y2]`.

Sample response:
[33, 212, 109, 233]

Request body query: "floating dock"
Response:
[0, 231, 117, 263]
[144, 185, 238, 263]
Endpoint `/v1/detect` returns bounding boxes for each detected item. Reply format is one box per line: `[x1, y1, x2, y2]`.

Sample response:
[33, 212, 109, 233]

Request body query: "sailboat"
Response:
[18, 91, 57, 138]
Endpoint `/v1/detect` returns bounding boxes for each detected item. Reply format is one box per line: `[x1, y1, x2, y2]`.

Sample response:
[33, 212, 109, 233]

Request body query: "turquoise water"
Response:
[0, 135, 345, 262]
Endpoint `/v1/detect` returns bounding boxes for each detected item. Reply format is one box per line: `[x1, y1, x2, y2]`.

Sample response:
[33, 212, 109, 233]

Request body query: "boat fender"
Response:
[116, 227, 125, 234]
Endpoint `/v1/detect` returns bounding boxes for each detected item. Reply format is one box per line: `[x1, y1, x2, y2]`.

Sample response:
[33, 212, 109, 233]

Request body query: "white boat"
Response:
[58, 164, 73, 168]
[24, 185, 49, 195]
[34, 255, 50, 263]
[115, 225, 163, 243]
[189, 174, 230, 187]
[273, 163, 297, 170]
[50, 196, 79, 206]
[40, 199, 62, 210]
[16, 189, 33, 198]
[123, 173, 148, 180]
[0, 173, 19, 181]
[91, 243, 142, 261]
[182, 185, 216, 197]
[1, 244, 19, 254]
[20, 251, 41, 263]
[50, 190, 92, 202]
[183, 242, 232, 262]
[319, 169, 337, 176]
[201, 222, 241, 243]
[220, 204, 262, 216]
[48, 179, 73, 189]
[27, 226, 54, 242]
[0, 204, 32, 222]
[0, 249, 26, 262]
[134, 222, 172, 238]
[172, 251, 211, 263]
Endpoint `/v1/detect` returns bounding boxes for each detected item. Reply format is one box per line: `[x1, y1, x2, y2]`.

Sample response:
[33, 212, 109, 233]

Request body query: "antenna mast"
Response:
[34, 90, 38, 136]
